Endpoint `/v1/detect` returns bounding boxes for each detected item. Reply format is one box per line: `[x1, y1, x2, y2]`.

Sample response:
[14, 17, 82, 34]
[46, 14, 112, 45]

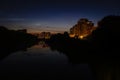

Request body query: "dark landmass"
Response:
[0, 26, 39, 60]
[45, 15, 120, 80]
[46, 15, 120, 63]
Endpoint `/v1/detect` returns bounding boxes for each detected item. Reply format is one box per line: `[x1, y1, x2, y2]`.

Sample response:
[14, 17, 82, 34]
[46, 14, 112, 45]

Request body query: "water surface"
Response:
[0, 41, 98, 80]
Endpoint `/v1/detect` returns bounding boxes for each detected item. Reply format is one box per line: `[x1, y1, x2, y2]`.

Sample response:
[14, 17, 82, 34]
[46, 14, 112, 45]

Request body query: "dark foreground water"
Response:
[0, 41, 120, 80]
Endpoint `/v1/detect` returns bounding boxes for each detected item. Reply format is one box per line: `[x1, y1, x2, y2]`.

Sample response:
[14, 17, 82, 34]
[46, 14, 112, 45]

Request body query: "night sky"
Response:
[0, 0, 120, 33]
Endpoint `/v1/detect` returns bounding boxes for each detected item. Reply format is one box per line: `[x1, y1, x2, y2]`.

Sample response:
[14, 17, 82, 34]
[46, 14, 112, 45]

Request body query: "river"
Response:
[0, 41, 119, 80]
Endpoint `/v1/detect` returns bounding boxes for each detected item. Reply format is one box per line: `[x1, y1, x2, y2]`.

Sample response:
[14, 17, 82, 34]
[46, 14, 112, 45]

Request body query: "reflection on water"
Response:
[90, 63, 120, 80]
[26, 41, 50, 56]
[0, 41, 92, 80]
[0, 41, 120, 80]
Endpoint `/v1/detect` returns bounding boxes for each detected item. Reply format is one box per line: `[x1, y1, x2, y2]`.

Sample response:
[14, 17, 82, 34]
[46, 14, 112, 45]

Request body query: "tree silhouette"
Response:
[63, 31, 69, 38]
[0, 26, 39, 60]
[91, 15, 120, 53]
[0, 26, 8, 31]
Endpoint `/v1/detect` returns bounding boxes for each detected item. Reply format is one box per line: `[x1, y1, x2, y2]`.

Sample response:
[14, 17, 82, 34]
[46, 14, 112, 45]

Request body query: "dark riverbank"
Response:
[46, 36, 120, 64]
[46, 15, 120, 63]
[0, 26, 39, 60]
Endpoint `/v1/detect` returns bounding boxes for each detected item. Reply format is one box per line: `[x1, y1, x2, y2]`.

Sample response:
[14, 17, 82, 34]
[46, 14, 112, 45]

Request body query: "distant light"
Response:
[69, 34, 75, 38]
[80, 36, 84, 39]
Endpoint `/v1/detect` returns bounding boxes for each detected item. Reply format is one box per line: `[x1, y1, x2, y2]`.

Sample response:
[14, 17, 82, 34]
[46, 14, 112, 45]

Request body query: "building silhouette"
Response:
[70, 18, 96, 39]
[31, 32, 51, 39]
[40, 32, 51, 39]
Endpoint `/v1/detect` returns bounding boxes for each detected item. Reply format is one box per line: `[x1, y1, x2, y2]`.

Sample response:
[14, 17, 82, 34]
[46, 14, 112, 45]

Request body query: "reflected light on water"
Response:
[26, 41, 53, 56]
[31, 41, 48, 49]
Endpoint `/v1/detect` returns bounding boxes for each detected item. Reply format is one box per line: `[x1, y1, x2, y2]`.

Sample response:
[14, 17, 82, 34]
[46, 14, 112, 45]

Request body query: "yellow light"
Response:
[69, 34, 75, 38]
[80, 36, 83, 39]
